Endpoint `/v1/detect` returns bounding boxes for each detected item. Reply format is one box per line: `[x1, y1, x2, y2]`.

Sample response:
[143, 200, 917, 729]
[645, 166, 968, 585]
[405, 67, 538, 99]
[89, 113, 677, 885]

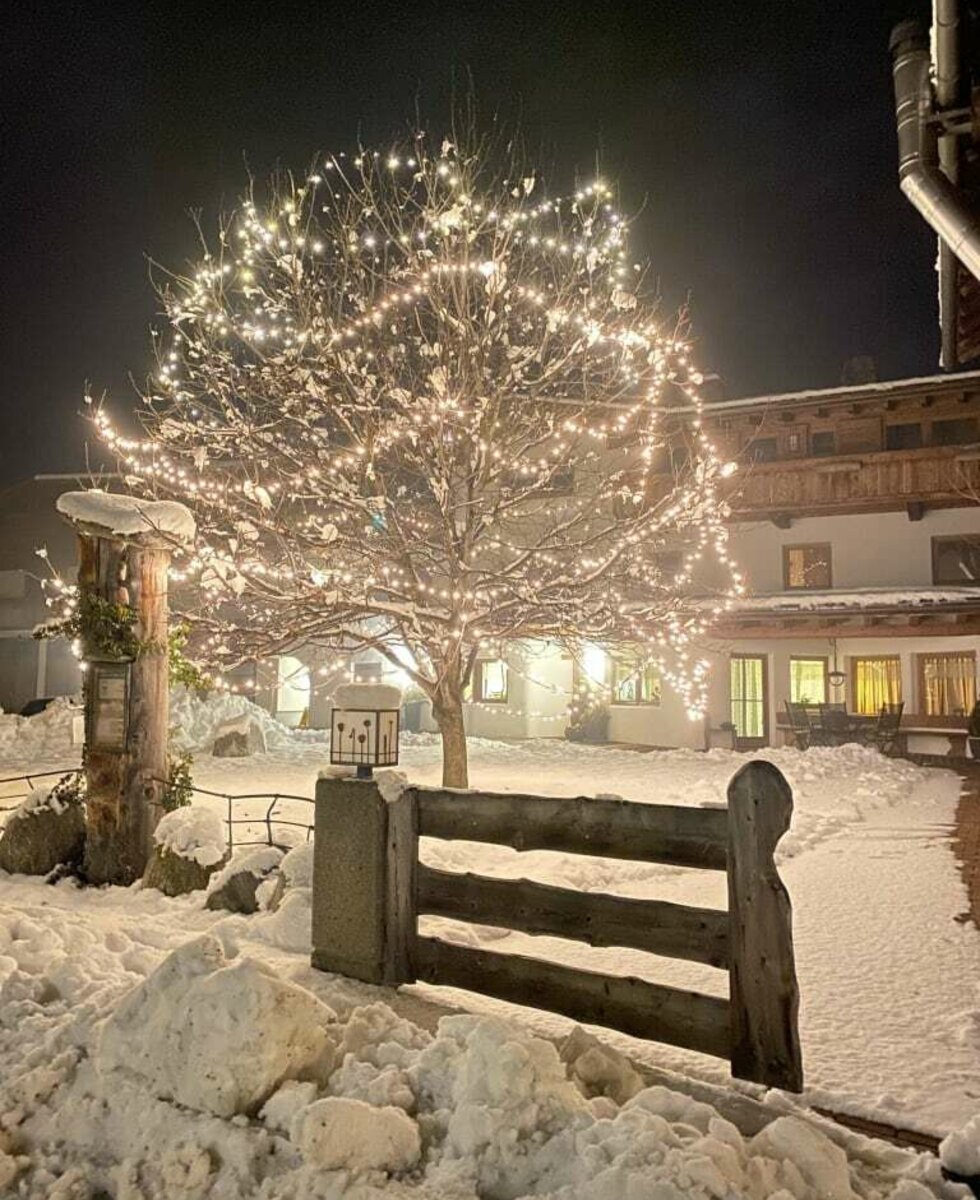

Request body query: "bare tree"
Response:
[96, 121, 741, 786]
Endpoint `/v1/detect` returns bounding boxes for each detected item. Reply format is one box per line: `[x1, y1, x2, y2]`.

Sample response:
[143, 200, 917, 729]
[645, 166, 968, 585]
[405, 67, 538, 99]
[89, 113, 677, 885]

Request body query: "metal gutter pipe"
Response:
[890, 20, 980, 285]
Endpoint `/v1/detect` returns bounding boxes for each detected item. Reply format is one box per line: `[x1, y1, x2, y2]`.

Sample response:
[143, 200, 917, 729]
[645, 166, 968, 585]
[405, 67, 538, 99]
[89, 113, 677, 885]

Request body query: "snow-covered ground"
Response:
[1, 696, 978, 1194]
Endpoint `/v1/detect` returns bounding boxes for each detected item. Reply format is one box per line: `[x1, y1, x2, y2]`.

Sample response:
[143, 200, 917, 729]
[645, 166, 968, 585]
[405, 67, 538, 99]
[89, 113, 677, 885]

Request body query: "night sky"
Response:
[2, 0, 936, 484]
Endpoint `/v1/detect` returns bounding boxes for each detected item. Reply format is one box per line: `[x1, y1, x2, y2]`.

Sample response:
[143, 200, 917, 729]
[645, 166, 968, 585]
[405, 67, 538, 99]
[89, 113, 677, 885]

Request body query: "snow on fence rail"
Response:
[310, 760, 804, 1093]
[0, 769, 81, 814]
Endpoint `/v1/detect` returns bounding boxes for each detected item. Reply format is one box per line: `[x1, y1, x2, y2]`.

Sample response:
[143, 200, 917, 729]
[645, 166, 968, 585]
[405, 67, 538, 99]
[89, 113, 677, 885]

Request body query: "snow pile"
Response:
[206, 845, 283, 897]
[6, 785, 67, 822]
[56, 489, 196, 546]
[333, 682, 403, 710]
[0, 698, 77, 768]
[97, 935, 337, 1117]
[152, 806, 226, 867]
[941, 1113, 980, 1177]
[169, 684, 327, 755]
[0, 878, 964, 1198]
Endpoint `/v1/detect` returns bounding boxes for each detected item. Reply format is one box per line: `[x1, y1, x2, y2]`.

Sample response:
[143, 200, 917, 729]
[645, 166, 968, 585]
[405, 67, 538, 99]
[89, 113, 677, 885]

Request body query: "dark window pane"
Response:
[932, 418, 979, 446]
[885, 423, 923, 450]
[933, 537, 980, 583]
[750, 438, 778, 463]
[811, 431, 835, 456]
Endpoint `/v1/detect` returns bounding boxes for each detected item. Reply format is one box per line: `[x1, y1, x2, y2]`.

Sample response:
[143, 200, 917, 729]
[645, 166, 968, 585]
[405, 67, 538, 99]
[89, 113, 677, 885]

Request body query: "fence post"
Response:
[311, 774, 417, 986]
[726, 761, 803, 1092]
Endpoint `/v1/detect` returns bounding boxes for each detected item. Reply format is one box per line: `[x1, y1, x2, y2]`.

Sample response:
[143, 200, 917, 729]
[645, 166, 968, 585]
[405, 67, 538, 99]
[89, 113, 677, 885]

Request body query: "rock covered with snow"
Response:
[332, 682, 403, 710]
[205, 845, 283, 914]
[0, 781, 85, 876]
[169, 685, 325, 756]
[97, 935, 337, 1118]
[56, 489, 196, 546]
[142, 806, 228, 895]
[291, 1096, 420, 1173]
[212, 713, 268, 757]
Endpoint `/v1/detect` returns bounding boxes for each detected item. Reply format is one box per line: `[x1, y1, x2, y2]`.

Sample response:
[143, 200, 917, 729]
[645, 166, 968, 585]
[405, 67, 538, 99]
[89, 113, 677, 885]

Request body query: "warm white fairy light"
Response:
[91, 130, 742, 764]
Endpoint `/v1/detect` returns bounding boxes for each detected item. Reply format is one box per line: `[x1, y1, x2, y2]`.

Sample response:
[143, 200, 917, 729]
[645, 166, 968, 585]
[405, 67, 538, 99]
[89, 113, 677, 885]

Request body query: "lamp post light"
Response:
[329, 683, 402, 779]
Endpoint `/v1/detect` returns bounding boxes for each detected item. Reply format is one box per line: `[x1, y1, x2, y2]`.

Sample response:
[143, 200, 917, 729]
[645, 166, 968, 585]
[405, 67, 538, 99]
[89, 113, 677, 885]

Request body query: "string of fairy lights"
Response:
[81, 133, 744, 722]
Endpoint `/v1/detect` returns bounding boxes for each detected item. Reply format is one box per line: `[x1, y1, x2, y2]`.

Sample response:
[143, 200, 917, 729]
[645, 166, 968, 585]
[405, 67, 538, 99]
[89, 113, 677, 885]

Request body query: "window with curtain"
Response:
[611, 658, 661, 705]
[783, 544, 832, 589]
[790, 659, 827, 705]
[730, 656, 766, 740]
[475, 659, 508, 703]
[919, 652, 976, 716]
[852, 657, 901, 715]
[932, 537, 980, 584]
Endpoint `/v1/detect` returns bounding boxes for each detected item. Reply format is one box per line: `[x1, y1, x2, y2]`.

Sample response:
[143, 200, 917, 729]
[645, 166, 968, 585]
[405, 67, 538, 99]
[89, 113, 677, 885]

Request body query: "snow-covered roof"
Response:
[56, 490, 196, 547]
[700, 369, 980, 416]
[729, 586, 980, 613]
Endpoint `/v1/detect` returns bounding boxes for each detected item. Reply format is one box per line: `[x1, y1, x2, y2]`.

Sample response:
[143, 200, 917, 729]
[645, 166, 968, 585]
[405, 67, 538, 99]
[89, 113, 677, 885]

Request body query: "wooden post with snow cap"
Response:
[726, 760, 803, 1092]
[57, 490, 195, 886]
[312, 770, 417, 986]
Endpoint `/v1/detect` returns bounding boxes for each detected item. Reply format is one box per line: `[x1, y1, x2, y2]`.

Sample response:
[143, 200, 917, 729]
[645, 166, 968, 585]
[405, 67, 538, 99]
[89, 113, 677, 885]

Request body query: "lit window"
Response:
[852, 657, 901, 715]
[611, 658, 661, 705]
[919, 652, 976, 716]
[783, 544, 832, 590]
[790, 659, 827, 705]
[476, 659, 508, 703]
[932, 536, 980, 584]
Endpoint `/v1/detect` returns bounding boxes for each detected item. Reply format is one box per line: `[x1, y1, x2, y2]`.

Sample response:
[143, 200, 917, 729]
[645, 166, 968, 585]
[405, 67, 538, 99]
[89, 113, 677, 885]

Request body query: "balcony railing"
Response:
[708, 444, 980, 518]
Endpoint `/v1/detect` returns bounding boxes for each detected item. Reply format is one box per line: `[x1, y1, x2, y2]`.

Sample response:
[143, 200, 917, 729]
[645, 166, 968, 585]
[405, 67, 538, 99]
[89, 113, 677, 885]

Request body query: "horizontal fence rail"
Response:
[311, 761, 803, 1093]
[180, 783, 315, 852]
[0, 768, 81, 814]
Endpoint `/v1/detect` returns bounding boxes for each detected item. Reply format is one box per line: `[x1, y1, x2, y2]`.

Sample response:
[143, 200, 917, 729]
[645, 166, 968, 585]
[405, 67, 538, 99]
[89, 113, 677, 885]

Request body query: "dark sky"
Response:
[2, 0, 936, 484]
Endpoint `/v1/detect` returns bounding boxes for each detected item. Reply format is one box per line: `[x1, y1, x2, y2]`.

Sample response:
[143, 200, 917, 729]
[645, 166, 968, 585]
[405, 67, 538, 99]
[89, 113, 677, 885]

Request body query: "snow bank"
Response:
[169, 684, 327, 755]
[0, 698, 78, 768]
[97, 935, 337, 1118]
[941, 1112, 980, 1176]
[56, 489, 196, 546]
[152, 806, 226, 867]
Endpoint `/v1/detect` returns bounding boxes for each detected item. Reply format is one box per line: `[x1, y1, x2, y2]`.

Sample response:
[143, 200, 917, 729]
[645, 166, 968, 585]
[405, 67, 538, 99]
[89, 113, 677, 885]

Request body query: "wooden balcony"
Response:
[663, 445, 980, 520]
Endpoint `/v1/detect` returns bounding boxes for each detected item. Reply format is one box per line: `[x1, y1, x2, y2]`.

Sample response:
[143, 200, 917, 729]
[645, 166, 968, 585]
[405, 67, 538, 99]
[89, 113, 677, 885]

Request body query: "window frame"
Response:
[609, 656, 662, 706]
[730, 653, 769, 746]
[789, 656, 829, 706]
[931, 535, 980, 585]
[473, 658, 509, 705]
[916, 650, 977, 717]
[782, 542, 833, 591]
[849, 655, 902, 716]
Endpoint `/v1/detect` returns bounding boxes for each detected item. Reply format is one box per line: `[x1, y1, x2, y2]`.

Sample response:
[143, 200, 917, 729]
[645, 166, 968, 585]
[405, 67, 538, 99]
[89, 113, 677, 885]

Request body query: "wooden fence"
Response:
[310, 760, 803, 1092]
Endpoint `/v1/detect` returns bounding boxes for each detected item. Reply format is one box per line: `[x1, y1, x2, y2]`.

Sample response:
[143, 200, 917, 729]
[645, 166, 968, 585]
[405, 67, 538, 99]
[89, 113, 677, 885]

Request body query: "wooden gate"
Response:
[311, 759, 803, 1092]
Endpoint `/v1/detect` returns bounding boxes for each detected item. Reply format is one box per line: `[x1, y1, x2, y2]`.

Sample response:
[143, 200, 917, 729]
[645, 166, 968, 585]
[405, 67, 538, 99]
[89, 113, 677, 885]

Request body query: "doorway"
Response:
[730, 654, 769, 749]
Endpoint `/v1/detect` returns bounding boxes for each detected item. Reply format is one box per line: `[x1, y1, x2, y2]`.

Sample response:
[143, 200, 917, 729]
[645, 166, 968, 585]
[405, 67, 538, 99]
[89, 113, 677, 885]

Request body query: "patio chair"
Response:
[785, 702, 811, 750]
[818, 702, 850, 745]
[870, 703, 904, 755]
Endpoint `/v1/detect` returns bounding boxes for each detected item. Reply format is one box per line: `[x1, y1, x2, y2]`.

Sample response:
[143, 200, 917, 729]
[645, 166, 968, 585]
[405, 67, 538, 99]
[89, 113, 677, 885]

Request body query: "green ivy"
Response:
[168, 625, 211, 693]
[161, 754, 194, 812]
[37, 592, 140, 660]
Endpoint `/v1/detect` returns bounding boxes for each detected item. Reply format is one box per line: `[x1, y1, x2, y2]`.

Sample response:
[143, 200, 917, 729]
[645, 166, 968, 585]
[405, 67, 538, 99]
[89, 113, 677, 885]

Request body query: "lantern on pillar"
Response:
[330, 683, 402, 778]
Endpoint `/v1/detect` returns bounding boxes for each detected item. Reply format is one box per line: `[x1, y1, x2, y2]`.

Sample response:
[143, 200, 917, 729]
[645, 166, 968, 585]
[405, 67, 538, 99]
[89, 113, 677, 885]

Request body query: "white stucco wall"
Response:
[727, 508, 980, 593]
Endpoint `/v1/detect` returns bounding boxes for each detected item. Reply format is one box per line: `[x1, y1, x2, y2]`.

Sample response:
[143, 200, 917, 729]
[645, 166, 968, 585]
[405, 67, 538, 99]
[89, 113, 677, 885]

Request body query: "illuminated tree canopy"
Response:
[96, 123, 743, 785]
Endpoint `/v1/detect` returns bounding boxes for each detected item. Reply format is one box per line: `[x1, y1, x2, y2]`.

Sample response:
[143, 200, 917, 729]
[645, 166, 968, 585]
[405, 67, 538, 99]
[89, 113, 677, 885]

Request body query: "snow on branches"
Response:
[94, 126, 743, 784]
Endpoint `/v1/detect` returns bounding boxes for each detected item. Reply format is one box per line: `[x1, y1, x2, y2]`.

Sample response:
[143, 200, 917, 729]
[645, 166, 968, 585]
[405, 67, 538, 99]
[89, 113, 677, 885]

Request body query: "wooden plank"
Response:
[418, 865, 729, 968]
[415, 789, 728, 870]
[726, 761, 804, 1092]
[415, 936, 732, 1059]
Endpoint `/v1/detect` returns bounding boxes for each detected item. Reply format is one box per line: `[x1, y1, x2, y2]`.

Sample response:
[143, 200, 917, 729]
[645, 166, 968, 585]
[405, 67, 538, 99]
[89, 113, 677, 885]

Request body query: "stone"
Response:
[212, 715, 267, 757]
[0, 796, 86, 877]
[98, 935, 337, 1118]
[206, 846, 284, 914]
[142, 844, 227, 896]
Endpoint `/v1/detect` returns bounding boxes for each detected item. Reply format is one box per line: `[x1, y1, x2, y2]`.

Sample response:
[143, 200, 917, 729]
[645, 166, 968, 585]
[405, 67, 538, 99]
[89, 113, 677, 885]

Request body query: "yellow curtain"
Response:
[921, 654, 976, 716]
[853, 658, 901, 715]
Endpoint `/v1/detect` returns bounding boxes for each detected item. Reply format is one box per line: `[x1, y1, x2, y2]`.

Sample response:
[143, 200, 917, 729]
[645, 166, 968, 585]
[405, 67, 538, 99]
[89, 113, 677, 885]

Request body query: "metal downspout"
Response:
[891, 21, 980, 290]
[934, 0, 963, 368]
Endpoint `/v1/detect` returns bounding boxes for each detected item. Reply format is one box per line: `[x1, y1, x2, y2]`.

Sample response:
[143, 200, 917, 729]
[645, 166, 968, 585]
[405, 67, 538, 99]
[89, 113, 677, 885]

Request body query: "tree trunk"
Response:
[432, 685, 469, 789]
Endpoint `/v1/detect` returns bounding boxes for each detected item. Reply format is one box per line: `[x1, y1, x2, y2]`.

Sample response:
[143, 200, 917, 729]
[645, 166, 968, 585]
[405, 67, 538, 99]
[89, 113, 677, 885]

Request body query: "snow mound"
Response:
[56, 489, 196, 546]
[97, 935, 337, 1118]
[291, 1096, 420, 1173]
[941, 1112, 980, 1176]
[0, 698, 78, 768]
[169, 685, 326, 755]
[152, 806, 226, 867]
[206, 845, 283, 896]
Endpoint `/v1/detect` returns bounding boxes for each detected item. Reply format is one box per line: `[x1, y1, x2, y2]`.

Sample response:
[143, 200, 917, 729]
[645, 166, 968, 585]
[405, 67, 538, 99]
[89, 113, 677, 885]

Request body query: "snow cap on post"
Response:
[332, 683, 402, 710]
[56, 489, 196, 549]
